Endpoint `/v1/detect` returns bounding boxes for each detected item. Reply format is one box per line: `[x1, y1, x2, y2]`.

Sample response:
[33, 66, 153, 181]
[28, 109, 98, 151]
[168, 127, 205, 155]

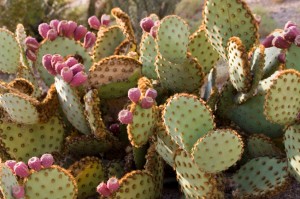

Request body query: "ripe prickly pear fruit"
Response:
[284, 21, 297, 30]
[28, 157, 42, 171]
[61, 67, 74, 83]
[51, 54, 64, 68]
[12, 185, 25, 199]
[272, 36, 291, 49]
[65, 57, 78, 67]
[66, 21, 77, 38]
[128, 88, 141, 103]
[69, 71, 88, 86]
[84, 32, 96, 49]
[145, 88, 157, 99]
[46, 29, 58, 41]
[38, 23, 51, 38]
[88, 16, 101, 30]
[50, 19, 60, 31]
[58, 20, 69, 36]
[5, 160, 17, 171]
[25, 36, 39, 51]
[40, 153, 54, 168]
[101, 14, 110, 26]
[74, 25, 87, 41]
[55, 62, 67, 74]
[140, 17, 154, 32]
[283, 26, 300, 42]
[42, 54, 56, 75]
[278, 53, 286, 63]
[26, 49, 37, 61]
[295, 35, 300, 47]
[96, 182, 111, 197]
[109, 123, 120, 135]
[262, 35, 275, 48]
[140, 97, 154, 109]
[13, 162, 29, 178]
[70, 63, 84, 74]
[107, 177, 120, 192]
[118, 110, 133, 124]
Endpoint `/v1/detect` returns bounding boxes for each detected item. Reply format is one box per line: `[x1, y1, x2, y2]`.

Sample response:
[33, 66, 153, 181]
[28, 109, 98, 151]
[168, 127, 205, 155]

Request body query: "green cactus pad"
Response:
[104, 161, 125, 178]
[127, 104, 155, 147]
[191, 129, 243, 173]
[203, 0, 258, 59]
[93, 26, 126, 62]
[263, 47, 282, 79]
[36, 37, 93, 86]
[55, 76, 90, 134]
[286, 43, 300, 71]
[264, 69, 300, 126]
[163, 93, 215, 151]
[139, 33, 158, 79]
[284, 124, 300, 182]
[0, 116, 64, 161]
[227, 37, 252, 93]
[174, 149, 217, 198]
[132, 145, 147, 170]
[68, 157, 105, 198]
[188, 26, 219, 74]
[0, 163, 19, 199]
[0, 29, 21, 74]
[155, 54, 204, 93]
[232, 157, 290, 198]
[246, 134, 283, 158]
[156, 15, 189, 62]
[203, 68, 216, 101]
[24, 165, 77, 199]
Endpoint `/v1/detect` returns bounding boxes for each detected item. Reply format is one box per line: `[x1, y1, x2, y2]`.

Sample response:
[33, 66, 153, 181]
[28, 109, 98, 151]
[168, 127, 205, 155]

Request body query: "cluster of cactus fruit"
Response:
[1, 0, 300, 198]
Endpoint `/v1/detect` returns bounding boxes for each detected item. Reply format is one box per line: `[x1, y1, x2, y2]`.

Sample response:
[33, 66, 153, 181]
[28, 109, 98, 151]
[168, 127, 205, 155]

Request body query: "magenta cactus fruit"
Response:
[272, 36, 291, 49]
[283, 26, 300, 42]
[13, 162, 29, 178]
[140, 17, 154, 32]
[74, 25, 88, 41]
[107, 177, 120, 192]
[38, 23, 51, 38]
[84, 32, 96, 48]
[51, 54, 64, 68]
[61, 67, 74, 83]
[4, 160, 17, 171]
[284, 21, 297, 30]
[145, 88, 157, 99]
[50, 19, 60, 31]
[70, 63, 84, 74]
[88, 16, 101, 30]
[47, 29, 58, 41]
[128, 88, 141, 103]
[42, 54, 56, 75]
[55, 62, 67, 74]
[261, 35, 275, 48]
[109, 123, 120, 135]
[66, 21, 77, 38]
[26, 49, 37, 61]
[70, 71, 88, 86]
[28, 157, 42, 171]
[25, 36, 39, 51]
[65, 57, 78, 67]
[278, 53, 286, 63]
[101, 14, 110, 26]
[40, 153, 54, 168]
[295, 35, 300, 47]
[118, 110, 133, 124]
[140, 97, 154, 109]
[150, 25, 158, 38]
[12, 186, 25, 199]
[96, 182, 111, 197]
[58, 20, 69, 36]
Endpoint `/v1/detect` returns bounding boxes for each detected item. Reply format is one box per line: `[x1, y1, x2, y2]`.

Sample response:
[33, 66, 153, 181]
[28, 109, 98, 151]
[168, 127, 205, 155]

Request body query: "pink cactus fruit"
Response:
[74, 25, 88, 41]
[96, 182, 111, 197]
[277, 53, 286, 63]
[4, 160, 17, 171]
[51, 54, 64, 68]
[65, 57, 78, 67]
[65, 21, 77, 38]
[295, 35, 300, 47]
[28, 157, 42, 171]
[70, 63, 84, 74]
[284, 21, 297, 30]
[140, 17, 154, 32]
[128, 88, 141, 103]
[107, 177, 120, 192]
[69, 71, 88, 86]
[140, 97, 154, 109]
[55, 61, 68, 74]
[57, 20, 69, 36]
[12, 185, 25, 199]
[50, 19, 60, 31]
[145, 88, 157, 99]
[38, 23, 51, 38]
[13, 162, 29, 178]
[118, 110, 133, 124]
[42, 54, 56, 75]
[40, 153, 54, 168]
[46, 29, 58, 41]
[261, 35, 275, 48]
[26, 49, 37, 62]
[150, 25, 158, 38]
[88, 16, 101, 30]
[101, 14, 111, 26]
[25, 36, 39, 51]
[61, 67, 74, 83]
[109, 123, 120, 136]
[84, 32, 96, 49]
[272, 36, 291, 49]
[283, 26, 300, 42]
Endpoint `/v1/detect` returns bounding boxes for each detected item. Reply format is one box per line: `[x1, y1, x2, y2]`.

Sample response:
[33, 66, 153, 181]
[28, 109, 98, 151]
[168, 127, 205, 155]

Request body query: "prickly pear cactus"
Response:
[0, 163, 19, 199]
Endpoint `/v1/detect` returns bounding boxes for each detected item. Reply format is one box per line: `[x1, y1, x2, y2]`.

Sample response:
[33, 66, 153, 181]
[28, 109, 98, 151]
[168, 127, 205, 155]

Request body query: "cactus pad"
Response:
[203, 0, 258, 59]
[286, 43, 300, 71]
[36, 37, 93, 86]
[93, 26, 126, 62]
[24, 165, 77, 199]
[232, 157, 289, 198]
[0, 116, 64, 161]
[264, 69, 300, 126]
[0, 163, 19, 199]
[263, 46, 282, 79]
[0, 29, 21, 74]
[163, 93, 215, 151]
[156, 15, 189, 62]
[104, 161, 125, 178]
[191, 129, 244, 173]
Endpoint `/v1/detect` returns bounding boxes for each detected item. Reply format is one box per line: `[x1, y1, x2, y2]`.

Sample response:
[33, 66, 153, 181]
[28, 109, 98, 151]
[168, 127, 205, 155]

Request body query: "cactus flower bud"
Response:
[61, 67, 74, 83]
[283, 26, 300, 42]
[13, 162, 29, 178]
[50, 19, 60, 31]
[70, 63, 84, 74]
[272, 36, 291, 49]
[65, 57, 78, 67]
[101, 14, 110, 26]
[58, 20, 69, 36]
[5, 160, 17, 171]
[140, 17, 154, 32]
[74, 25, 88, 41]
[70, 71, 88, 86]
[55, 61, 68, 74]
[145, 88, 157, 99]
[28, 157, 42, 171]
[88, 16, 101, 30]
[261, 35, 275, 48]
[51, 54, 64, 68]
[40, 153, 54, 168]
[84, 32, 96, 49]
[12, 185, 25, 199]
[284, 21, 297, 30]
[38, 23, 51, 38]
[128, 88, 141, 103]
[107, 177, 120, 192]
[278, 53, 286, 64]
[118, 110, 133, 124]
[42, 54, 56, 75]
[295, 35, 300, 47]
[96, 182, 111, 197]
[140, 97, 154, 109]
[65, 21, 77, 38]
[46, 29, 58, 41]
[25, 36, 39, 51]
[26, 49, 37, 61]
